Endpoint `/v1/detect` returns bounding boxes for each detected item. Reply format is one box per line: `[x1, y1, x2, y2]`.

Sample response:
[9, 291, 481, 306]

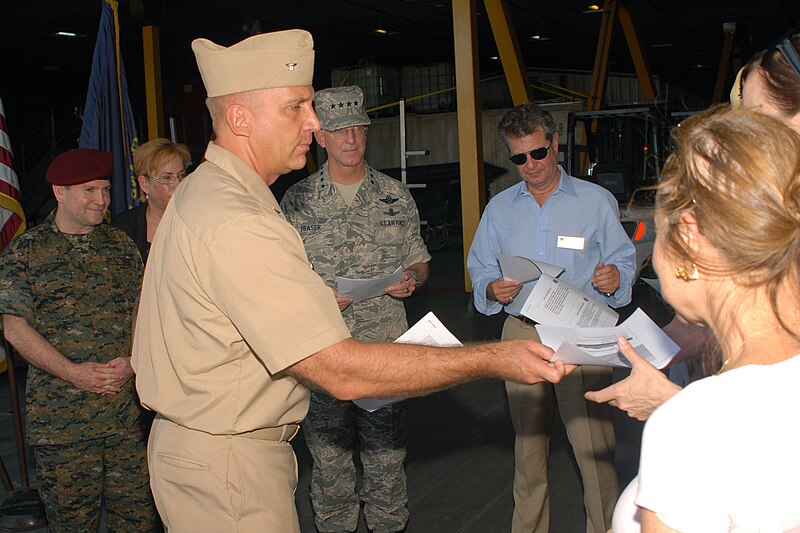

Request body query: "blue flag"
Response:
[79, 0, 140, 217]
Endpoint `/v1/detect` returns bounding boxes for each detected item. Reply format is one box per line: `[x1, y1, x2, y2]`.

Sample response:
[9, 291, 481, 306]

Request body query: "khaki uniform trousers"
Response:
[148, 416, 300, 532]
[502, 316, 618, 533]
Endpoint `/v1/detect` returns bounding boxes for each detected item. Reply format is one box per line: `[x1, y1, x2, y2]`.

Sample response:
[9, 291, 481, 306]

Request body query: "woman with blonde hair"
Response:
[587, 32, 800, 420]
[112, 138, 191, 263]
[612, 105, 800, 531]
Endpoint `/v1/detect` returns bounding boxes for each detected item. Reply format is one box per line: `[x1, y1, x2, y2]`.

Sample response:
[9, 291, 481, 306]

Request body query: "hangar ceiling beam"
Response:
[618, 4, 656, 101]
[484, 0, 531, 105]
[588, 0, 619, 112]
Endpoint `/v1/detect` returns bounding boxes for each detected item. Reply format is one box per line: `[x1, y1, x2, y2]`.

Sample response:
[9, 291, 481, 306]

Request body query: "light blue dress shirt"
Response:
[467, 166, 637, 316]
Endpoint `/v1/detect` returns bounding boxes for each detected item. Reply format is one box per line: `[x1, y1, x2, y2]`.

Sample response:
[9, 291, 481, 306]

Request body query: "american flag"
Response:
[0, 97, 25, 252]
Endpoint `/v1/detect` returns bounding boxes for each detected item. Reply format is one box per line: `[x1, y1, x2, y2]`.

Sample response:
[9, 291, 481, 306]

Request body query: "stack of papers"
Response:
[536, 308, 679, 368]
[499, 254, 677, 368]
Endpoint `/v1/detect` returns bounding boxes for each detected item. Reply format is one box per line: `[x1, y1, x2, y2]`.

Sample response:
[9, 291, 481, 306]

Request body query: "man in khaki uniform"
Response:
[132, 29, 570, 532]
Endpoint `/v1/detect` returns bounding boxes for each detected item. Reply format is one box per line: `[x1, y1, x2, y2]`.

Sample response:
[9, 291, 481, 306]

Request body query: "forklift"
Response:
[565, 105, 674, 277]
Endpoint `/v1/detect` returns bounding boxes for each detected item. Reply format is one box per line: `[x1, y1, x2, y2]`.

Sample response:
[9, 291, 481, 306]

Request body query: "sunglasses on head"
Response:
[508, 141, 551, 165]
[776, 36, 800, 80]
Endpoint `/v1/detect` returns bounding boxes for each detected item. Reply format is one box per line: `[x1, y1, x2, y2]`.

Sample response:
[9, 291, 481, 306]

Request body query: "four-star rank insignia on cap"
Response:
[331, 100, 359, 109]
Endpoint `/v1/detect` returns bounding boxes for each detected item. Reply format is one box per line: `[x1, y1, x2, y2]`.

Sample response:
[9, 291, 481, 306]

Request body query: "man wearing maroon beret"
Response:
[0, 148, 158, 532]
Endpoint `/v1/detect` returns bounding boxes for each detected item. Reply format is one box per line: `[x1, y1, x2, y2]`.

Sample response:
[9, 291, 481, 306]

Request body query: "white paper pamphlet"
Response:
[337, 266, 404, 304]
[535, 308, 680, 368]
[518, 274, 618, 328]
[353, 312, 462, 412]
[497, 253, 564, 284]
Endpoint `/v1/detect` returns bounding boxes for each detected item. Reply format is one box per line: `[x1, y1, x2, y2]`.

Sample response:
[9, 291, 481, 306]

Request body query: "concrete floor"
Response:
[0, 249, 671, 532]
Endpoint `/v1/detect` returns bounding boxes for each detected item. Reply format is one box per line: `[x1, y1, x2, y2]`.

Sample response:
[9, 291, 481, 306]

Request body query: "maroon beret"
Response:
[45, 148, 114, 186]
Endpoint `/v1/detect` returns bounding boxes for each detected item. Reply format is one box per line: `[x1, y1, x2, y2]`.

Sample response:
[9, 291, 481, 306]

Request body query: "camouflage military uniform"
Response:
[281, 162, 430, 532]
[0, 212, 158, 532]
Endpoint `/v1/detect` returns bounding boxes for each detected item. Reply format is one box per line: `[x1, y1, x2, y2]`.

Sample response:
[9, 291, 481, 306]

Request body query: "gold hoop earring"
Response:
[675, 261, 699, 281]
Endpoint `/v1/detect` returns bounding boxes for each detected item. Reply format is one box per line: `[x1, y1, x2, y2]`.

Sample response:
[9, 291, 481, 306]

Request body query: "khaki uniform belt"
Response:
[237, 424, 300, 442]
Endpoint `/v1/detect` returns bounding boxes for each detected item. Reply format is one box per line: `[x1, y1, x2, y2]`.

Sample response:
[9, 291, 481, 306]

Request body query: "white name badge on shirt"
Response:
[557, 235, 585, 250]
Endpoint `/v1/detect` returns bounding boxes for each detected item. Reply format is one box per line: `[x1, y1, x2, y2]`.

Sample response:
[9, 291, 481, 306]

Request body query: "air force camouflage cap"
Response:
[192, 29, 314, 98]
[315, 86, 371, 131]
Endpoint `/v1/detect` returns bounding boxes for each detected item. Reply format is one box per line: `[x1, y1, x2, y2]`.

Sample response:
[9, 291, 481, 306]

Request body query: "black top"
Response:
[111, 203, 150, 264]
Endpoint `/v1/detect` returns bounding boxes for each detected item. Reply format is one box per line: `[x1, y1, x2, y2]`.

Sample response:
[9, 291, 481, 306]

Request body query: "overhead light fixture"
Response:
[529, 35, 551, 42]
[650, 42, 674, 48]
[53, 31, 86, 38]
[372, 28, 399, 36]
[583, 4, 603, 13]
[489, 56, 499, 60]
[691, 64, 709, 69]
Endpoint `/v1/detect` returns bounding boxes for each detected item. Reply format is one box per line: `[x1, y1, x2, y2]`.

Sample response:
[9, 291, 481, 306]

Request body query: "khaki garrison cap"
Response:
[192, 29, 314, 97]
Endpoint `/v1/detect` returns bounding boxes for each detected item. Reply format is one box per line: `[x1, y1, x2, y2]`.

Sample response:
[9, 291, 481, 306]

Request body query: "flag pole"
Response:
[0, 339, 46, 530]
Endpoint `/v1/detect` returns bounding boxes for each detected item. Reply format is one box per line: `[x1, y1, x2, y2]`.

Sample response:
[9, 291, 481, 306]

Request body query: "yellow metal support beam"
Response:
[581, 0, 619, 172]
[453, 0, 485, 292]
[618, 4, 656, 101]
[142, 25, 164, 141]
[588, 0, 618, 112]
[483, 0, 530, 105]
[712, 26, 736, 104]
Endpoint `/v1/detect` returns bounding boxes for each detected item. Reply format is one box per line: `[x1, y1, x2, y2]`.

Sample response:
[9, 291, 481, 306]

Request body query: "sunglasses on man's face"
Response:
[508, 142, 551, 165]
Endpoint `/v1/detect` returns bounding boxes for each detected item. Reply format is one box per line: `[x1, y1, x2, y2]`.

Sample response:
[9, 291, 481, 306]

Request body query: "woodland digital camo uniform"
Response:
[0, 212, 157, 532]
[281, 162, 430, 532]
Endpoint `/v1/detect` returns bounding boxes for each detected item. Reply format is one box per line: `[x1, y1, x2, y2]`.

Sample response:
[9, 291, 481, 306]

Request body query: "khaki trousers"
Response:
[503, 316, 618, 533]
[148, 416, 300, 532]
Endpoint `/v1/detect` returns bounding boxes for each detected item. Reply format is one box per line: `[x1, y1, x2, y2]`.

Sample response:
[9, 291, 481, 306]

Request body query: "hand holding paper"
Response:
[337, 266, 404, 304]
[331, 287, 353, 312]
[584, 337, 683, 420]
[384, 270, 419, 299]
[488, 277, 523, 307]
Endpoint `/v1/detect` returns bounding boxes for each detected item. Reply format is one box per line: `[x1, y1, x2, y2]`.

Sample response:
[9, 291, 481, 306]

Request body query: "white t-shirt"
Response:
[613, 355, 800, 532]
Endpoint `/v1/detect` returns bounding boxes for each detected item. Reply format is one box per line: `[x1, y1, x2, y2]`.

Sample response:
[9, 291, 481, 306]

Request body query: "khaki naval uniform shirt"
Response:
[132, 142, 351, 434]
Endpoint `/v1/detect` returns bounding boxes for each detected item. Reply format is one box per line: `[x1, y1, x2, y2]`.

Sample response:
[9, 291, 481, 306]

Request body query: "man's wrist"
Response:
[406, 269, 419, 285]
